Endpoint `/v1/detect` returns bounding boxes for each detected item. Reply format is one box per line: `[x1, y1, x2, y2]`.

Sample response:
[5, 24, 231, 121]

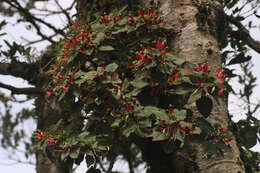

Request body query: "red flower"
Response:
[217, 80, 225, 85]
[61, 86, 69, 92]
[136, 53, 145, 60]
[124, 63, 132, 69]
[216, 70, 224, 78]
[180, 126, 189, 132]
[220, 127, 229, 132]
[79, 32, 86, 37]
[175, 73, 181, 79]
[101, 15, 110, 24]
[125, 104, 134, 111]
[63, 43, 70, 49]
[70, 37, 78, 45]
[34, 131, 46, 141]
[217, 88, 224, 96]
[152, 16, 156, 24]
[46, 91, 53, 97]
[48, 137, 56, 146]
[153, 9, 158, 17]
[223, 137, 232, 143]
[197, 64, 203, 72]
[128, 16, 136, 24]
[168, 77, 175, 83]
[138, 9, 144, 17]
[147, 9, 151, 16]
[183, 71, 192, 76]
[203, 62, 209, 72]
[113, 16, 122, 24]
[155, 40, 166, 49]
[166, 108, 174, 114]
[63, 50, 69, 56]
[73, 23, 81, 29]
[161, 49, 167, 56]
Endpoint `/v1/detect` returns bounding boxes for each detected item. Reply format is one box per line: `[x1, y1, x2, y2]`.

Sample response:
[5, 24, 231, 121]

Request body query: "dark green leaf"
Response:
[196, 96, 213, 118]
[106, 63, 118, 72]
[92, 32, 106, 44]
[70, 148, 80, 159]
[228, 53, 251, 65]
[91, 23, 106, 32]
[131, 80, 149, 88]
[152, 130, 168, 141]
[85, 155, 95, 167]
[143, 106, 169, 119]
[122, 123, 138, 137]
[188, 90, 202, 104]
[173, 110, 186, 121]
[99, 45, 115, 51]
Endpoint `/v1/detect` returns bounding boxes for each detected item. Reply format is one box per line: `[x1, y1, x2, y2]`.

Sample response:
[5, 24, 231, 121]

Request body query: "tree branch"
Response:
[226, 14, 260, 54]
[3, 0, 61, 44]
[0, 61, 39, 84]
[0, 82, 44, 95]
[210, 3, 260, 54]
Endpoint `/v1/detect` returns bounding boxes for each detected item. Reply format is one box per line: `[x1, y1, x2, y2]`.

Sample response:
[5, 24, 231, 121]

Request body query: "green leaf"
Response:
[70, 148, 80, 159]
[188, 89, 202, 104]
[118, 17, 128, 25]
[131, 80, 149, 89]
[99, 45, 115, 51]
[111, 118, 122, 127]
[174, 58, 186, 65]
[171, 85, 193, 95]
[61, 150, 70, 160]
[166, 53, 185, 65]
[228, 53, 251, 65]
[85, 155, 95, 167]
[152, 130, 168, 141]
[112, 26, 129, 34]
[239, 125, 258, 149]
[175, 129, 185, 142]
[173, 110, 186, 121]
[190, 126, 201, 135]
[83, 48, 94, 56]
[91, 23, 106, 32]
[143, 106, 168, 119]
[92, 32, 106, 44]
[78, 132, 90, 139]
[122, 123, 138, 137]
[83, 71, 98, 81]
[138, 118, 152, 127]
[106, 63, 118, 72]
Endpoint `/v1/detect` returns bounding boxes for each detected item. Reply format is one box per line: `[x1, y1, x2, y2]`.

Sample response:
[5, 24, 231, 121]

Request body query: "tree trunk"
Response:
[34, 50, 73, 173]
[35, 95, 73, 173]
[139, 0, 245, 172]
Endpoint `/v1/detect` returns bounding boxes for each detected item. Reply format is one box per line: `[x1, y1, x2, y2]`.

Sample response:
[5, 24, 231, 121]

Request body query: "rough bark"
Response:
[139, 0, 245, 173]
[35, 95, 73, 173]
